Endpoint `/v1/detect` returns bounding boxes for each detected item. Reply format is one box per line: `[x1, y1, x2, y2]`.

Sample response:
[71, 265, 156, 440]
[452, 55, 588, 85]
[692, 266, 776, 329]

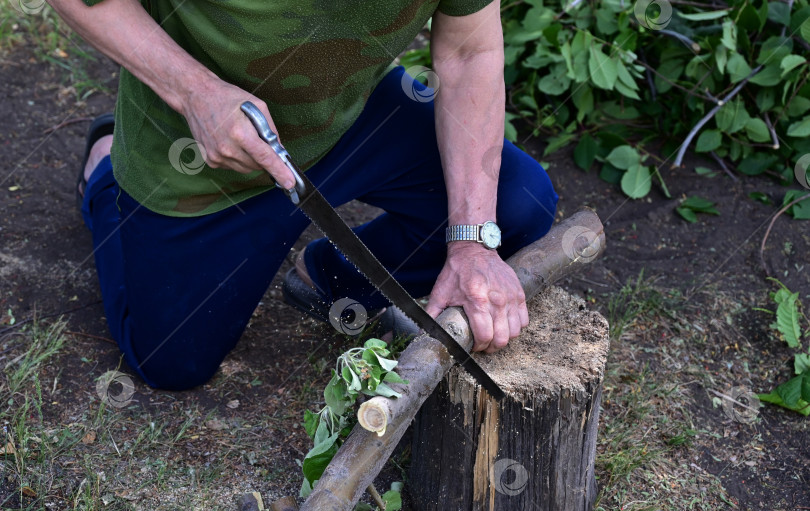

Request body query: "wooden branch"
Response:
[300, 209, 605, 511]
[659, 29, 701, 53]
[709, 151, 738, 182]
[672, 65, 763, 168]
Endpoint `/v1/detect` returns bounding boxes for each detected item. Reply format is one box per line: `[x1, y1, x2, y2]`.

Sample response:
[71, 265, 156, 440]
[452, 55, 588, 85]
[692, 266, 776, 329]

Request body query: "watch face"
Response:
[480, 221, 501, 249]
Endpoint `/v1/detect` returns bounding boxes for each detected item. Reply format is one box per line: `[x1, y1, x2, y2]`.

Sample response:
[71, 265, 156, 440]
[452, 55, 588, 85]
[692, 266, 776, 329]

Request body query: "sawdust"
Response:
[464, 286, 610, 397]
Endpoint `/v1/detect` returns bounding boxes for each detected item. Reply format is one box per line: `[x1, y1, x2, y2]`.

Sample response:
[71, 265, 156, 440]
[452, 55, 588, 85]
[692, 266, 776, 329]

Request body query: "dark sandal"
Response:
[77, 113, 115, 210]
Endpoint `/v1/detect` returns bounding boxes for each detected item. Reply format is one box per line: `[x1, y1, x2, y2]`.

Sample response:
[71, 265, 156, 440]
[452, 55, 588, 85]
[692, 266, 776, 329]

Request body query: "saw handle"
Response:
[240, 101, 306, 204]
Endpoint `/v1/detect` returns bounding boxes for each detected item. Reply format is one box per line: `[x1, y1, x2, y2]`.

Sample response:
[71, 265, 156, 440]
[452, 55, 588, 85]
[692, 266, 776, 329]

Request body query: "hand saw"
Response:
[241, 101, 504, 400]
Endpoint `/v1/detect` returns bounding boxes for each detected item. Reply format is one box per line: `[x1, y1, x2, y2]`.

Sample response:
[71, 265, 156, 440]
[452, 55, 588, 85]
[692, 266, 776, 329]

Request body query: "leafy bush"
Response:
[407, 0, 810, 201]
[501, 0, 810, 199]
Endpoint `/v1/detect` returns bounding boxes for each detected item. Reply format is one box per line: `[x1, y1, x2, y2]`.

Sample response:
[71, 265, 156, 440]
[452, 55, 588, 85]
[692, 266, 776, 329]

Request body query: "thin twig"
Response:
[42, 116, 94, 135]
[781, 0, 795, 37]
[634, 58, 718, 103]
[709, 151, 738, 182]
[659, 29, 701, 53]
[708, 389, 760, 414]
[763, 112, 780, 150]
[759, 192, 810, 277]
[638, 48, 657, 102]
[0, 300, 102, 336]
[367, 484, 385, 510]
[66, 330, 117, 345]
[673, 65, 763, 168]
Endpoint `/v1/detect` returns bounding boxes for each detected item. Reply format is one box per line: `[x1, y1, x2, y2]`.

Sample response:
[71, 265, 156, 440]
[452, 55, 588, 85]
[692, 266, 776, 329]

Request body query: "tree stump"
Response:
[410, 286, 610, 511]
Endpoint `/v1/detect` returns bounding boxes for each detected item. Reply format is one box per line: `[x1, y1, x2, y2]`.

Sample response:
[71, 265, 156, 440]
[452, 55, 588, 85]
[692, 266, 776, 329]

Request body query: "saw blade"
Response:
[293, 171, 504, 400]
[240, 100, 504, 400]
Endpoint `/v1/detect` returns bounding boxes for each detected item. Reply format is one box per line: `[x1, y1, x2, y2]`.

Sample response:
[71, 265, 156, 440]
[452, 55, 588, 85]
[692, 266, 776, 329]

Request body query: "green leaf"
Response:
[781, 55, 807, 77]
[768, 1, 790, 26]
[787, 116, 810, 137]
[801, 17, 810, 44]
[572, 85, 593, 122]
[343, 366, 361, 392]
[588, 45, 618, 90]
[574, 134, 598, 171]
[654, 60, 684, 94]
[715, 46, 727, 74]
[538, 70, 571, 95]
[758, 390, 810, 415]
[382, 486, 403, 511]
[757, 35, 792, 65]
[303, 410, 319, 440]
[745, 118, 771, 143]
[749, 63, 782, 87]
[374, 355, 398, 372]
[383, 371, 408, 384]
[606, 145, 641, 170]
[620, 165, 651, 199]
[721, 20, 737, 50]
[676, 206, 698, 223]
[803, 375, 810, 403]
[738, 153, 777, 175]
[372, 382, 402, 398]
[504, 113, 517, 143]
[748, 191, 772, 204]
[325, 374, 350, 416]
[727, 53, 752, 83]
[614, 80, 641, 100]
[777, 374, 803, 407]
[737, 3, 761, 31]
[595, 8, 618, 35]
[681, 196, 719, 214]
[795, 354, 810, 375]
[364, 338, 387, 350]
[788, 97, 810, 118]
[695, 166, 715, 176]
[775, 291, 801, 348]
[543, 133, 575, 156]
[783, 189, 810, 219]
[677, 9, 729, 21]
[599, 162, 623, 184]
[302, 432, 339, 484]
[715, 99, 749, 134]
[695, 130, 722, 152]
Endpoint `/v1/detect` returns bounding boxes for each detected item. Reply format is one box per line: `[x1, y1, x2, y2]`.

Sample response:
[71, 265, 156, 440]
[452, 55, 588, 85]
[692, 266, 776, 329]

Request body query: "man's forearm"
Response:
[431, 2, 505, 226]
[434, 51, 505, 225]
[48, 0, 217, 115]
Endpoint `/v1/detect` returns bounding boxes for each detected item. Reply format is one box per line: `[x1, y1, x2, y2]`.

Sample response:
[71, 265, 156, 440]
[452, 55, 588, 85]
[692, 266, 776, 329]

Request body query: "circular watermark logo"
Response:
[634, 0, 673, 30]
[561, 225, 600, 263]
[721, 386, 760, 424]
[168, 137, 207, 175]
[401, 66, 440, 103]
[9, 0, 46, 15]
[481, 146, 502, 179]
[491, 458, 529, 496]
[795, 153, 810, 190]
[95, 370, 135, 409]
[328, 297, 367, 336]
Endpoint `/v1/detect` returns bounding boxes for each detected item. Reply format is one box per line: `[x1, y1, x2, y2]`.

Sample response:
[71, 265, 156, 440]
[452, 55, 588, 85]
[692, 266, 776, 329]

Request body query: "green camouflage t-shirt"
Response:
[82, 0, 493, 216]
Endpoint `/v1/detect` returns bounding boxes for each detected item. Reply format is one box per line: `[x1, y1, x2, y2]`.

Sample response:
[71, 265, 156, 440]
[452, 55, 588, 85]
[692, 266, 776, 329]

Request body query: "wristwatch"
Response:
[446, 221, 502, 250]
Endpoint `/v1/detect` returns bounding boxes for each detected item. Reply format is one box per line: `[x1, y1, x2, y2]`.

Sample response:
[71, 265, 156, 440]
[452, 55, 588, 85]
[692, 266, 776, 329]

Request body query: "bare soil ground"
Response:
[1, 32, 808, 511]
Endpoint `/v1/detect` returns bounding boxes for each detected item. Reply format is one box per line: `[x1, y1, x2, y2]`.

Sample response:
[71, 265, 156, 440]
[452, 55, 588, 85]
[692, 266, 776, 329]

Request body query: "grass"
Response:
[594, 272, 742, 510]
[0, 315, 315, 510]
[0, 3, 109, 101]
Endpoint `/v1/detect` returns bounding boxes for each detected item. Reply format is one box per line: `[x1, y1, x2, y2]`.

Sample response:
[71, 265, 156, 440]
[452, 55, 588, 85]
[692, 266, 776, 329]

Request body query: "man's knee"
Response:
[137, 354, 222, 391]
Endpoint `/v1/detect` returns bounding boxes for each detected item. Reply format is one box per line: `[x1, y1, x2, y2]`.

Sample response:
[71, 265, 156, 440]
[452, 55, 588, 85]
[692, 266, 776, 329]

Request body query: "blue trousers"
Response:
[82, 66, 558, 391]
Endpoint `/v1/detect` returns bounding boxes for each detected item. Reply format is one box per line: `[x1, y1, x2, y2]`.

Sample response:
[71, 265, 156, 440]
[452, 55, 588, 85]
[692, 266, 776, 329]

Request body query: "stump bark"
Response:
[410, 286, 609, 511]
